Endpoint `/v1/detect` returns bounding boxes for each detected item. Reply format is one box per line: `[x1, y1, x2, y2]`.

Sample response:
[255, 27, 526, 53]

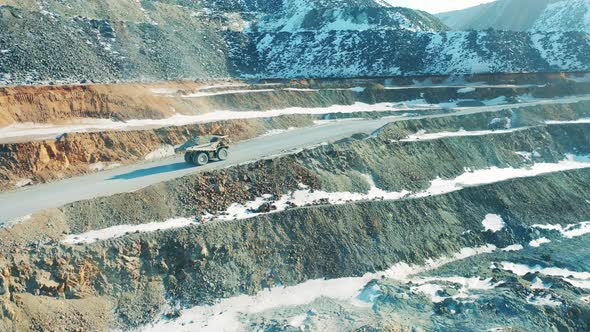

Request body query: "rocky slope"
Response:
[438, 0, 590, 33]
[249, 0, 448, 32]
[1, 114, 589, 330]
[1, 0, 589, 84]
[1, 1, 590, 330]
[0, 2, 231, 85]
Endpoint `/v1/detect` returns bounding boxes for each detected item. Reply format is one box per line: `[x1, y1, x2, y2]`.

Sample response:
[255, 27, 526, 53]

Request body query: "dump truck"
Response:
[184, 135, 230, 166]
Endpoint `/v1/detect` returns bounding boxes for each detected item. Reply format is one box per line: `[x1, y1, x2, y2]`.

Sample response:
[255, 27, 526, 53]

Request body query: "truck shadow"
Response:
[109, 162, 194, 180]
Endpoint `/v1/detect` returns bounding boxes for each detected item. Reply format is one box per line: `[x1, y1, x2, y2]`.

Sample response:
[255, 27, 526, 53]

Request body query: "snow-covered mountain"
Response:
[438, 0, 590, 33]
[229, 29, 590, 78]
[0, 0, 589, 85]
[227, 0, 590, 78]
[531, 0, 590, 32]
[250, 0, 448, 33]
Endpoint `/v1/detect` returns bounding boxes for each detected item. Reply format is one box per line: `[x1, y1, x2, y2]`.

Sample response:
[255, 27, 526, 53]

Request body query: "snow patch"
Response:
[515, 151, 540, 160]
[529, 237, 551, 247]
[482, 214, 505, 233]
[88, 162, 122, 172]
[14, 178, 33, 188]
[457, 87, 476, 94]
[546, 118, 590, 124]
[410, 276, 503, 303]
[287, 313, 309, 328]
[490, 116, 512, 129]
[501, 244, 524, 252]
[260, 127, 297, 137]
[211, 175, 411, 222]
[413, 157, 590, 198]
[63, 217, 196, 245]
[401, 128, 524, 141]
[1, 214, 32, 229]
[204, 156, 590, 223]
[151, 88, 179, 95]
[530, 277, 549, 289]
[527, 294, 562, 306]
[484, 96, 508, 106]
[282, 88, 318, 92]
[532, 221, 590, 239]
[182, 89, 276, 98]
[502, 262, 590, 289]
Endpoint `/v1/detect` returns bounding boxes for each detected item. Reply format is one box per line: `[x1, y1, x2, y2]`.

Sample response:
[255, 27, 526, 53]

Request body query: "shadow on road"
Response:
[109, 162, 194, 180]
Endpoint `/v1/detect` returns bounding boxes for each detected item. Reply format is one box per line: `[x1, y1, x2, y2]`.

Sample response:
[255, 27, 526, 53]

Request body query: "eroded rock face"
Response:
[3, 74, 579, 126]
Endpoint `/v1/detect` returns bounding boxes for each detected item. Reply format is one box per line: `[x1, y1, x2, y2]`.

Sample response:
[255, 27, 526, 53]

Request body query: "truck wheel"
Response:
[184, 152, 193, 164]
[194, 152, 209, 166]
[217, 148, 229, 160]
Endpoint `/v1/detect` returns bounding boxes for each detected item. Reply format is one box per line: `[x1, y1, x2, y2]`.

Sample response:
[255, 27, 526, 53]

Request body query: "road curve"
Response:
[1, 94, 589, 222]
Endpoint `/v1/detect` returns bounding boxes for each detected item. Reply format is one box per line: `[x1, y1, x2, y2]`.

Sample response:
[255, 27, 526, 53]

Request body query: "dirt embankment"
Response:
[0, 83, 178, 126]
[0, 80, 341, 126]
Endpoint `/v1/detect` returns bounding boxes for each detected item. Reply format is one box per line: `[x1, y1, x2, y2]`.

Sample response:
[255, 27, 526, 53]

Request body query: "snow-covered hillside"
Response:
[229, 30, 590, 78]
[250, 0, 447, 33]
[531, 0, 590, 32]
[439, 0, 590, 33]
[1, 0, 589, 85]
